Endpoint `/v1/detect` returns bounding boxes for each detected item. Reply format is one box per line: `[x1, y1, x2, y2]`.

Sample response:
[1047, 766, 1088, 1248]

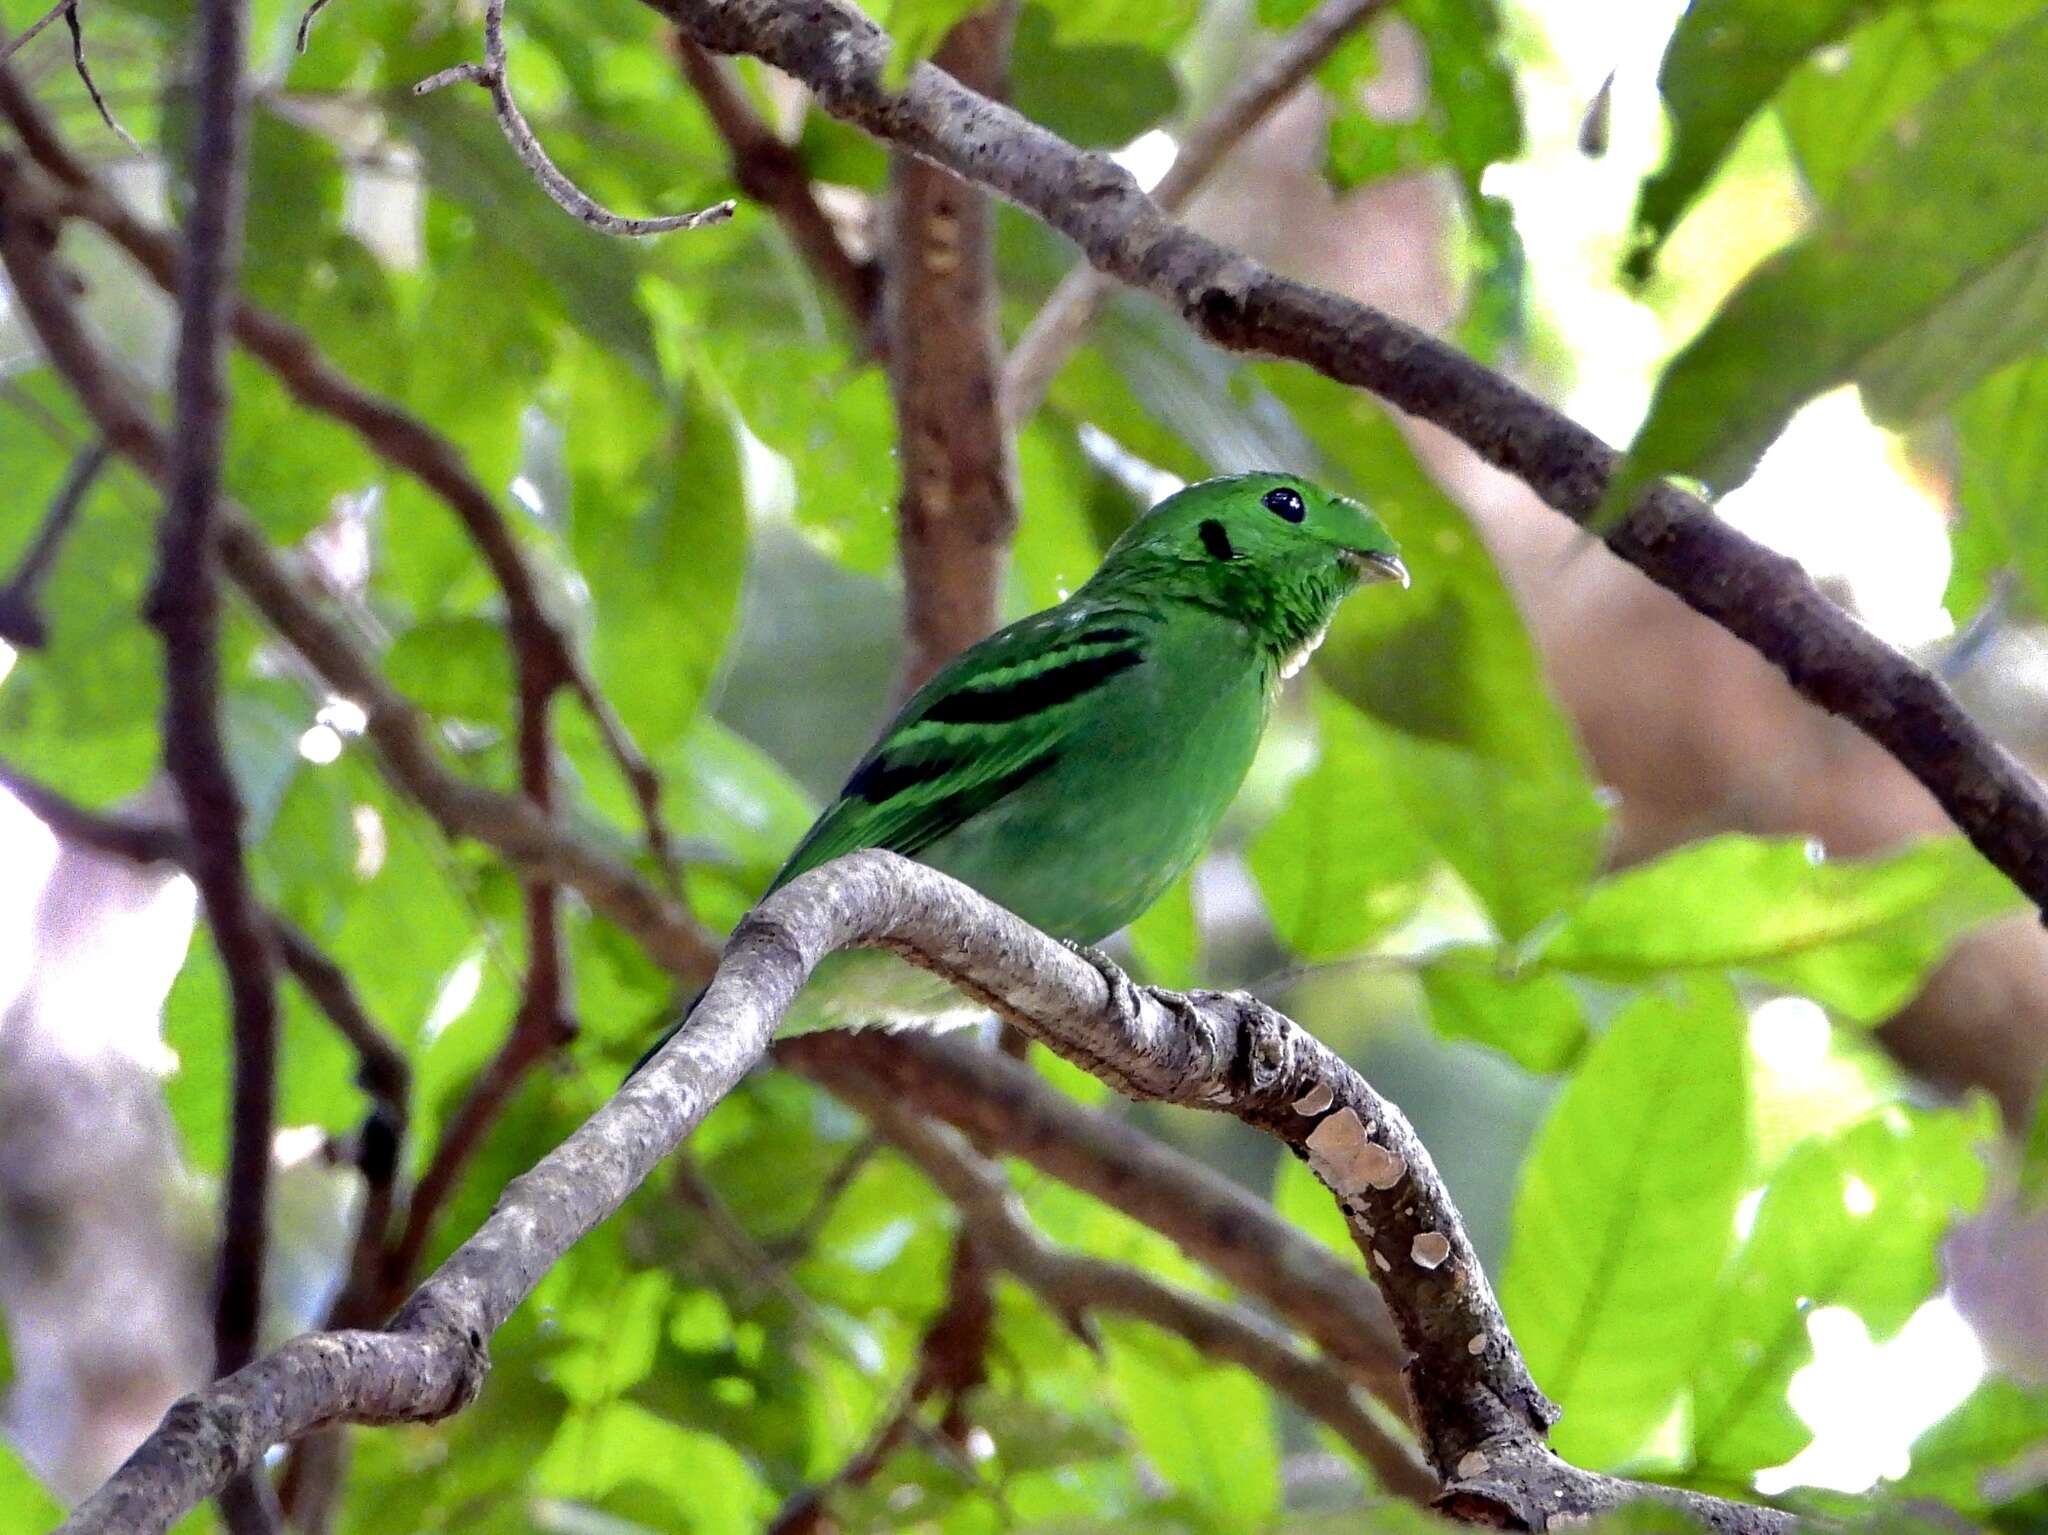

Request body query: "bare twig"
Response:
[854, 1101, 1437, 1502]
[886, 5, 1019, 692]
[293, 0, 334, 54]
[0, 63, 687, 890]
[56, 850, 1797, 1535]
[60, 0, 135, 148]
[766, 1130, 881, 1261]
[672, 32, 881, 338]
[664, 0, 2048, 924]
[0, 438, 110, 648]
[0, 0, 73, 60]
[412, 0, 733, 236]
[1002, 0, 1396, 423]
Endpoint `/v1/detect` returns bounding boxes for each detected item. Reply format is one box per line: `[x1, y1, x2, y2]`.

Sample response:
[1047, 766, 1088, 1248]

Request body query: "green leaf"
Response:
[1775, 0, 2034, 203]
[1614, 15, 2048, 509]
[1895, 1376, 2048, 1511]
[393, 91, 658, 377]
[1263, 367, 1606, 939]
[1503, 980, 1749, 1469]
[1271, 1146, 1355, 1261]
[1538, 836, 2022, 1023]
[535, 1400, 774, 1533]
[385, 616, 516, 729]
[1124, 869, 1199, 989]
[1628, 0, 1908, 274]
[1247, 687, 1433, 961]
[572, 366, 748, 754]
[1011, 3, 1180, 148]
[0, 1441, 63, 1534]
[1104, 1323, 1281, 1526]
[1419, 949, 1587, 1072]
[1952, 356, 2048, 621]
[2019, 1068, 2048, 1216]
[1688, 1099, 1997, 1477]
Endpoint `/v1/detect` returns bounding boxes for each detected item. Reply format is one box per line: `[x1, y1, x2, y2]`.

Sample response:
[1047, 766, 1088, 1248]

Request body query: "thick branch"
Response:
[672, 33, 881, 337]
[886, 5, 1019, 691]
[1003, 0, 1395, 422]
[662, 0, 2048, 920]
[61, 850, 1795, 1535]
[0, 62, 684, 886]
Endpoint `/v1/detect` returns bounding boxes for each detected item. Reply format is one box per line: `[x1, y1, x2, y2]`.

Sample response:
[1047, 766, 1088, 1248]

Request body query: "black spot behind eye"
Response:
[1199, 518, 1236, 560]
[1262, 486, 1306, 522]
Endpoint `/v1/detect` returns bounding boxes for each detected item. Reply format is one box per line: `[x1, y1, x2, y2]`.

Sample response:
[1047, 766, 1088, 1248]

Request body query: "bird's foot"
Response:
[1059, 938, 1145, 1022]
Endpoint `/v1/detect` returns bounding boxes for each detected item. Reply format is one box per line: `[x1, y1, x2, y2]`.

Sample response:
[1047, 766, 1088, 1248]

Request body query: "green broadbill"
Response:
[653, 472, 1404, 1048]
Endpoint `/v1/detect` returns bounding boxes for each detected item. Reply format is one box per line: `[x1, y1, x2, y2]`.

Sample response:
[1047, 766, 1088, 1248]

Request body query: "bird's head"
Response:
[1090, 472, 1406, 670]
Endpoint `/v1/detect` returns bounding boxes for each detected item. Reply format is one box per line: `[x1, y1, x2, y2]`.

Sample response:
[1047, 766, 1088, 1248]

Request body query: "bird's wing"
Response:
[767, 605, 1153, 892]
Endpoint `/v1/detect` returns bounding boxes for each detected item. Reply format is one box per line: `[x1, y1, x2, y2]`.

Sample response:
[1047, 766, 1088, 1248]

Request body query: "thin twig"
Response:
[667, 0, 2048, 925]
[855, 1102, 1437, 1502]
[1002, 0, 1397, 423]
[672, 32, 880, 339]
[765, 1130, 881, 1261]
[0, 61, 688, 892]
[412, 0, 734, 237]
[0, 0, 72, 62]
[0, 438, 110, 648]
[61, 0, 136, 148]
[886, 5, 1019, 692]
[293, 0, 334, 54]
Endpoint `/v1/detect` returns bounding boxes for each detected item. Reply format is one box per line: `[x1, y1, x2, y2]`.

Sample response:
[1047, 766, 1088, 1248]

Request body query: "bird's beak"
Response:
[1344, 549, 1410, 588]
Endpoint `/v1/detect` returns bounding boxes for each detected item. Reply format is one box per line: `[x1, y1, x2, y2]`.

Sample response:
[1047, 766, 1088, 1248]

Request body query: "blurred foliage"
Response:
[2, 0, 2046, 1527]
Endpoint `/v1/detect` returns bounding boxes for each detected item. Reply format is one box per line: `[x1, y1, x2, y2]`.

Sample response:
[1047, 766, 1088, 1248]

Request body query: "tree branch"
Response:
[885, 4, 1019, 692]
[0, 61, 686, 890]
[0, 151, 724, 981]
[1003, 0, 1396, 423]
[56, 849, 1795, 1535]
[661, 0, 2048, 922]
[671, 32, 881, 340]
[837, 1091, 1437, 1503]
[0, 434, 106, 649]
[412, 0, 733, 236]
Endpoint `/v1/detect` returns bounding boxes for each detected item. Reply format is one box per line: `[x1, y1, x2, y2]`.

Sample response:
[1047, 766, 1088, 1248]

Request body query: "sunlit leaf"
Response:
[1688, 1099, 1997, 1477]
[1614, 15, 2048, 509]
[1538, 836, 2022, 1023]
[1104, 1323, 1281, 1525]
[1419, 949, 1586, 1072]
[1503, 981, 1748, 1469]
[1247, 686, 1433, 961]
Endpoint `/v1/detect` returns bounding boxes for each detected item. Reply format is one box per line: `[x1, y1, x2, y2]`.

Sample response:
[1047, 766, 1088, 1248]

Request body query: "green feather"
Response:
[645, 471, 1405, 1051]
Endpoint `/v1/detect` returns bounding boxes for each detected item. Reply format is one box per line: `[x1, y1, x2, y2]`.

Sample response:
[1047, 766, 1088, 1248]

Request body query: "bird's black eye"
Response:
[1262, 486, 1306, 522]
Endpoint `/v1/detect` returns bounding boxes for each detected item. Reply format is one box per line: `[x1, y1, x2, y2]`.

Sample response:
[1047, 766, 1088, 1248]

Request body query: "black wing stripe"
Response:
[921, 645, 1144, 727]
[842, 751, 955, 806]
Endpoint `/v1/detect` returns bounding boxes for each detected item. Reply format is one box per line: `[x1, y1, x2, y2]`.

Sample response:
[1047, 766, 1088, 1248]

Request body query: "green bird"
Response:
[646, 471, 1404, 1051]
